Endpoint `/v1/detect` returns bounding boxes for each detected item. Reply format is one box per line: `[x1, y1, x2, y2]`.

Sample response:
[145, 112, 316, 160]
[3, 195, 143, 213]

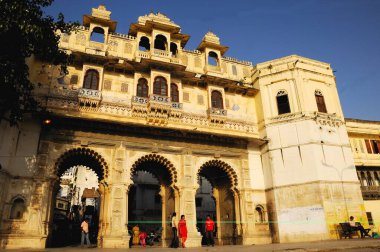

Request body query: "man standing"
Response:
[81, 218, 91, 247]
[205, 215, 215, 247]
[170, 212, 179, 248]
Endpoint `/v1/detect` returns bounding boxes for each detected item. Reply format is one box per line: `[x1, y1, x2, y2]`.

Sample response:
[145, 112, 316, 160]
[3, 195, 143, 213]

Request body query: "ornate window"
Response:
[137, 78, 148, 97]
[315, 90, 327, 113]
[211, 90, 223, 109]
[10, 198, 25, 219]
[154, 34, 167, 50]
[276, 90, 291, 115]
[208, 51, 218, 66]
[153, 77, 168, 96]
[170, 43, 178, 56]
[83, 70, 99, 90]
[139, 36, 150, 51]
[171, 83, 179, 102]
[90, 27, 105, 43]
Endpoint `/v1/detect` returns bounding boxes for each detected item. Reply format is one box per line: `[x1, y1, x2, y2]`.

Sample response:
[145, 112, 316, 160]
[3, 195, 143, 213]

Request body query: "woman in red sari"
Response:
[178, 215, 188, 248]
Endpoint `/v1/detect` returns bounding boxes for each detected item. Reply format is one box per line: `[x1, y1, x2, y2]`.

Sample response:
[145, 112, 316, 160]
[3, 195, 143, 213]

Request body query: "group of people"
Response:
[170, 212, 215, 248]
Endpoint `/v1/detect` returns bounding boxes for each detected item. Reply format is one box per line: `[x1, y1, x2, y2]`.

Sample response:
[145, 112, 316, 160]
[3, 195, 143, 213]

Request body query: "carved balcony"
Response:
[153, 49, 170, 58]
[361, 185, 380, 200]
[207, 107, 227, 125]
[170, 102, 183, 121]
[136, 50, 151, 59]
[78, 88, 102, 110]
[131, 96, 149, 118]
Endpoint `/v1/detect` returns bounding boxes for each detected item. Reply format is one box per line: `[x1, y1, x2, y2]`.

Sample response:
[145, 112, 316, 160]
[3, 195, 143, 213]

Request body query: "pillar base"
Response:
[101, 234, 130, 248]
[185, 231, 202, 247]
[0, 234, 47, 249]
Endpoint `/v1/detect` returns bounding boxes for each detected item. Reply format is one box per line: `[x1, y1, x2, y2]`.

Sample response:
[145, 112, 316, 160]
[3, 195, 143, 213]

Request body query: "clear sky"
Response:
[45, 0, 380, 121]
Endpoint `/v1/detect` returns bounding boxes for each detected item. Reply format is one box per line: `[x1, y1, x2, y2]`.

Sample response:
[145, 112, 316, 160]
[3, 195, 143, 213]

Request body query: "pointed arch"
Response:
[198, 159, 238, 189]
[130, 154, 178, 186]
[54, 147, 109, 180]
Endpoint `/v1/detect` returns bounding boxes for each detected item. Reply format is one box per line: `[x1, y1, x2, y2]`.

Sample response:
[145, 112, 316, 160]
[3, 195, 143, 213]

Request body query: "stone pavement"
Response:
[6, 239, 380, 252]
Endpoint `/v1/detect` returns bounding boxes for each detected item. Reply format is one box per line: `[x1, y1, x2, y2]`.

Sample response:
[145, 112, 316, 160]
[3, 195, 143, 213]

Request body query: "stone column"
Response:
[213, 188, 222, 244]
[178, 154, 201, 247]
[178, 186, 201, 247]
[101, 183, 129, 248]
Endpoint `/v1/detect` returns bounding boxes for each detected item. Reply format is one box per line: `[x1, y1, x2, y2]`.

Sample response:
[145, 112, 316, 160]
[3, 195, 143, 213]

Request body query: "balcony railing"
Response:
[361, 185, 380, 193]
[88, 41, 105, 50]
[171, 102, 183, 110]
[78, 88, 101, 100]
[132, 96, 148, 105]
[153, 49, 170, 57]
[149, 94, 170, 103]
[137, 51, 151, 59]
[208, 107, 227, 117]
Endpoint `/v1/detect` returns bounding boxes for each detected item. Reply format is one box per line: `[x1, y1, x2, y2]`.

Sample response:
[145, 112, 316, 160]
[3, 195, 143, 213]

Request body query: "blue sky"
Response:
[46, 0, 380, 121]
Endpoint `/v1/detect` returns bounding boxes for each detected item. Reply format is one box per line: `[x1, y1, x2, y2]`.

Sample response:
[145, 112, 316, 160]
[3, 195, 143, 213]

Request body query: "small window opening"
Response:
[139, 36, 150, 51]
[154, 34, 167, 51]
[366, 212, 374, 225]
[195, 197, 202, 207]
[170, 42, 178, 56]
[90, 27, 105, 43]
[315, 90, 327, 113]
[232, 65, 237, 75]
[276, 91, 291, 115]
[208, 51, 218, 66]
[255, 206, 265, 223]
[10, 198, 25, 219]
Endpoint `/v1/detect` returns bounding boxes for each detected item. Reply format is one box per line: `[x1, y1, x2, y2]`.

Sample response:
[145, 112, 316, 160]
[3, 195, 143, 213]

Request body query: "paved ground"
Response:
[5, 239, 380, 252]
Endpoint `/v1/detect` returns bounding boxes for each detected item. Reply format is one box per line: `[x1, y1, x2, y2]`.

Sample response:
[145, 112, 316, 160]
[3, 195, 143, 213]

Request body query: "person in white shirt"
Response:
[349, 216, 369, 238]
[170, 212, 178, 248]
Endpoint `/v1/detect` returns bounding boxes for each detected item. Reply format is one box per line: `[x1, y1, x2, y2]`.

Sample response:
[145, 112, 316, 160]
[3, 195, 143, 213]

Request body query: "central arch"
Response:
[48, 148, 109, 248]
[128, 154, 178, 247]
[196, 159, 241, 245]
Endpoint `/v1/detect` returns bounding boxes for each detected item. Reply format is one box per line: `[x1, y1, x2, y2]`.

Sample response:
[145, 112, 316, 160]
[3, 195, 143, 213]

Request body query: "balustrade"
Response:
[88, 41, 105, 50]
[132, 96, 148, 104]
[153, 49, 170, 57]
[137, 50, 151, 59]
[171, 102, 183, 110]
[78, 88, 102, 100]
[149, 94, 170, 103]
[208, 108, 227, 117]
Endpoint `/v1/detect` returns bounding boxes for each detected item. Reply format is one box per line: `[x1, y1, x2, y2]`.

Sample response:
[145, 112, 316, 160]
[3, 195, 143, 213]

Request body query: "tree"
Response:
[0, 0, 78, 125]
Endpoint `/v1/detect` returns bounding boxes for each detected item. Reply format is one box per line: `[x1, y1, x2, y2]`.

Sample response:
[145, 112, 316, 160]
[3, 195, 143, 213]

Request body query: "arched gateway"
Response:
[196, 160, 241, 245]
[128, 154, 178, 247]
[48, 148, 109, 247]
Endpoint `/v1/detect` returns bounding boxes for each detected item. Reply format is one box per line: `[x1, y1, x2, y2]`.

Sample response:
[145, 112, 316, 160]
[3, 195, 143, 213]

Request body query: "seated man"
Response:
[349, 216, 370, 238]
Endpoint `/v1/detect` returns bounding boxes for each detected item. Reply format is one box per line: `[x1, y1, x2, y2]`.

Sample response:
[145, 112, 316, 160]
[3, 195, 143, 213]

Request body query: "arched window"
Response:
[208, 51, 218, 66]
[83, 70, 99, 90]
[171, 83, 179, 102]
[211, 90, 223, 109]
[276, 90, 291, 115]
[153, 77, 168, 96]
[10, 198, 25, 219]
[255, 205, 265, 223]
[139, 36, 150, 51]
[90, 27, 105, 43]
[154, 35, 167, 50]
[315, 90, 327, 113]
[170, 42, 178, 56]
[137, 78, 148, 97]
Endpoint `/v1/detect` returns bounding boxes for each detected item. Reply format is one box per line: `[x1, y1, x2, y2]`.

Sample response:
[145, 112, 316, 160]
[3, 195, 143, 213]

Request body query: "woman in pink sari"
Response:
[178, 215, 188, 248]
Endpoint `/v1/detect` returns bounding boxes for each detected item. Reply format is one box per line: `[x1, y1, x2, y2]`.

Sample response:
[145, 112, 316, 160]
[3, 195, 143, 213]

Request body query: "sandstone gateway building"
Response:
[1, 5, 379, 249]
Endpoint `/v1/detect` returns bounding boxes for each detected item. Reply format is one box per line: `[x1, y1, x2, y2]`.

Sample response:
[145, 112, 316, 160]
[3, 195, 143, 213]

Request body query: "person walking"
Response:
[205, 215, 215, 247]
[170, 212, 179, 248]
[80, 218, 91, 247]
[178, 215, 188, 248]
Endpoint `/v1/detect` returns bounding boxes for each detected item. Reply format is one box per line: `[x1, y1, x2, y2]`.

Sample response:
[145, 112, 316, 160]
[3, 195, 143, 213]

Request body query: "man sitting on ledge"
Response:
[349, 216, 371, 238]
